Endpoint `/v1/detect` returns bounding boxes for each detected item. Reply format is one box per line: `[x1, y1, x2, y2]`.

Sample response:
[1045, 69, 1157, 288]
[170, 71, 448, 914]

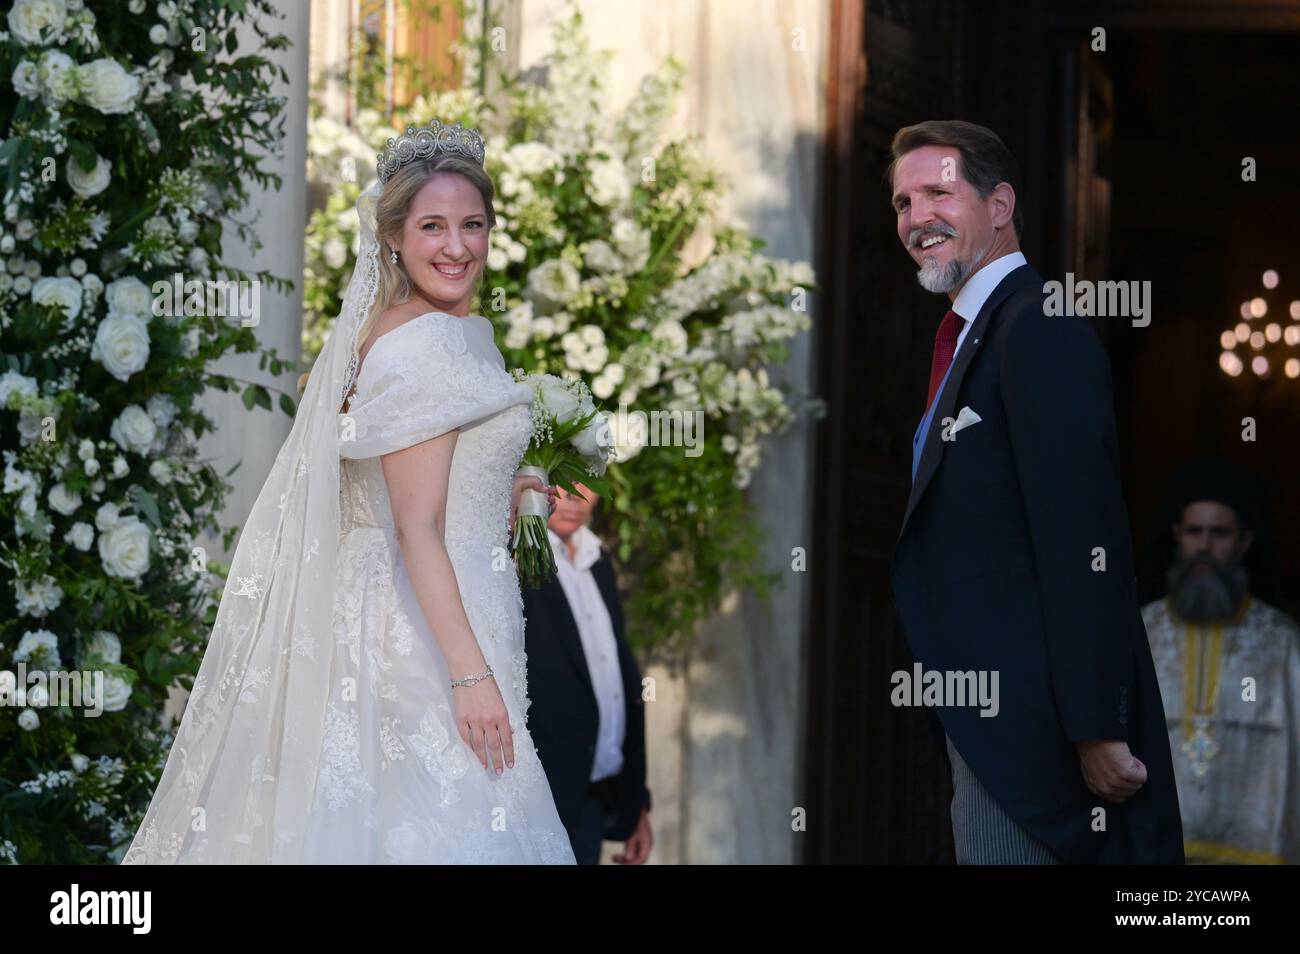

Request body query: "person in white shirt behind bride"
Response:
[522, 481, 654, 864]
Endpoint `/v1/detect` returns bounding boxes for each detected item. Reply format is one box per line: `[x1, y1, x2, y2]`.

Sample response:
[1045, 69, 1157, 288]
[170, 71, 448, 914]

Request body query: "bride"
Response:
[122, 121, 577, 864]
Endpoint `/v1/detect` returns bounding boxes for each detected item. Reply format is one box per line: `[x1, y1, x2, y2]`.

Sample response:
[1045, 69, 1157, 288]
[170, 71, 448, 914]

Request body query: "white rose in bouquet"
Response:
[509, 372, 612, 587]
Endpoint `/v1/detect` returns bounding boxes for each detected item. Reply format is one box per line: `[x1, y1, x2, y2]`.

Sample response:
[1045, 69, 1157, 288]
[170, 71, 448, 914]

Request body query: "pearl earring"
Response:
[389, 248, 398, 264]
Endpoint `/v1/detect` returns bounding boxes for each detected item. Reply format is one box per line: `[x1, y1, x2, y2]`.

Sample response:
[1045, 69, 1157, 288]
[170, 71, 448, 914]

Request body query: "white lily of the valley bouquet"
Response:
[511, 371, 613, 588]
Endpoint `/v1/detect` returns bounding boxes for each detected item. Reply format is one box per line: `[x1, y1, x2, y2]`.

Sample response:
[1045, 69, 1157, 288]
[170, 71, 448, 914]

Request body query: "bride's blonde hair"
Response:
[297, 156, 497, 399]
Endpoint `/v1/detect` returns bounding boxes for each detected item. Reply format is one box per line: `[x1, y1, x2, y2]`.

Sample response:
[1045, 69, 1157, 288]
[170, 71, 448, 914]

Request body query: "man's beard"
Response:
[1166, 554, 1250, 623]
[915, 238, 988, 294]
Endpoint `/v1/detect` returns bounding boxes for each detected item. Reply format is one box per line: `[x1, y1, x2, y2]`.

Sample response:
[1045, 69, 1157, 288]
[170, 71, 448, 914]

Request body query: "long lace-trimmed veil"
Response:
[122, 181, 385, 863]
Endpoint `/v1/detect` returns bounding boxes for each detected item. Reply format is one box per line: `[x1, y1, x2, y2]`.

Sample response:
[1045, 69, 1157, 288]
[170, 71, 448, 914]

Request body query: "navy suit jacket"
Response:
[891, 262, 1184, 864]
[521, 551, 651, 843]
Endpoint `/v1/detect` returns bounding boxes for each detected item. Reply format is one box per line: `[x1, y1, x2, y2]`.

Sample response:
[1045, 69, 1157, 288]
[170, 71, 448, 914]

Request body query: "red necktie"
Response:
[925, 309, 963, 413]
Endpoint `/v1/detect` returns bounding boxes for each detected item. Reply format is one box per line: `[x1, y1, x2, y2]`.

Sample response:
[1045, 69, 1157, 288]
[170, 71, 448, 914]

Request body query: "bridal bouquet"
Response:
[511, 372, 612, 588]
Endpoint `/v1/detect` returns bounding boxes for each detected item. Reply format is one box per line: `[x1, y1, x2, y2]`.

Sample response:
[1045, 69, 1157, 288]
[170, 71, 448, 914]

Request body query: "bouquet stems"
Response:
[512, 464, 556, 589]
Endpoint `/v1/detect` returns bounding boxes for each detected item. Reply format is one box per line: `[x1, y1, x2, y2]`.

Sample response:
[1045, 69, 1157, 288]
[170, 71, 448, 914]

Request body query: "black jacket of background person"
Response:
[891, 262, 1184, 864]
[522, 550, 651, 842]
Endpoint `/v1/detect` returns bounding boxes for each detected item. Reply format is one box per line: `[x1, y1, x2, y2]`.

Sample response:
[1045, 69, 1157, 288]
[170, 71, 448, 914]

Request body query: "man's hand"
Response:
[1076, 740, 1147, 803]
[611, 808, 652, 865]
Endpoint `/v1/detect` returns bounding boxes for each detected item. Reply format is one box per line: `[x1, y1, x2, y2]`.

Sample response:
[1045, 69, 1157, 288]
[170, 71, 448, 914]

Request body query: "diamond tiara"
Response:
[376, 120, 486, 184]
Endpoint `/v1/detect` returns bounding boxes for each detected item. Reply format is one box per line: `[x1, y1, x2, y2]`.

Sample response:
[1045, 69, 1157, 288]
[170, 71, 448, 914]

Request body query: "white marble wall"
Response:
[514, 0, 827, 864]
[196, 6, 310, 563]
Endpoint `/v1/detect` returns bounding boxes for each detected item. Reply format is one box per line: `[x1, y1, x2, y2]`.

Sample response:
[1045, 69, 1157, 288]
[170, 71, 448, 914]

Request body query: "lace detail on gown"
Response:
[308, 312, 572, 863]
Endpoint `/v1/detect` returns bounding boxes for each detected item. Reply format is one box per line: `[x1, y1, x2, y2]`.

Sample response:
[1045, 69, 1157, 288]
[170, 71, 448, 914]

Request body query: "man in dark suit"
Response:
[521, 481, 653, 864]
[887, 120, 1184, 863]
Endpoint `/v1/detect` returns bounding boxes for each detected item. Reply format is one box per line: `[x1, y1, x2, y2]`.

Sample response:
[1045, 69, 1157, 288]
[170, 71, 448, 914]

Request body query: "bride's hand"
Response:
[453, 677, 516, 774]
[509, 474, 557, 534]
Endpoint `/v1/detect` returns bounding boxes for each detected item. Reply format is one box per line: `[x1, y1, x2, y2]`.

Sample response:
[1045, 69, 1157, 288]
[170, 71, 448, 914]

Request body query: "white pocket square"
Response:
[951, 405, 982, 435]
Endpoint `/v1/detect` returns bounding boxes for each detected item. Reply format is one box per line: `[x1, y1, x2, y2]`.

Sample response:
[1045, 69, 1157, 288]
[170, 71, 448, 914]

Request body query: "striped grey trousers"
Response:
[946, 736, 1060, 865]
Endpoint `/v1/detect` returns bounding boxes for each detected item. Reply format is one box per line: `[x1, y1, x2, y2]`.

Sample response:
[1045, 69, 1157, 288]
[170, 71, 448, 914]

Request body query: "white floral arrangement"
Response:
[0, 0, 292, 863]
[303, 3, 820, 651]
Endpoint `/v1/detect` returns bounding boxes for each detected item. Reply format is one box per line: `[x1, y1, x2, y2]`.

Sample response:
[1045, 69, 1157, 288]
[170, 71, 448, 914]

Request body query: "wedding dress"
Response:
[122, 174, 575, 864]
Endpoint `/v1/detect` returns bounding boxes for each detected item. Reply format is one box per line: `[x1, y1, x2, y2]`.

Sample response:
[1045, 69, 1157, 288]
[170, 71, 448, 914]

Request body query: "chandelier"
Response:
[1218, 269, 1300, 380]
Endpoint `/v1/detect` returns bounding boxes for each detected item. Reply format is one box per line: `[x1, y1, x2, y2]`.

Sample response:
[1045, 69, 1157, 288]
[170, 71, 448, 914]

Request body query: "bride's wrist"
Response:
[450, 665, 494, 688]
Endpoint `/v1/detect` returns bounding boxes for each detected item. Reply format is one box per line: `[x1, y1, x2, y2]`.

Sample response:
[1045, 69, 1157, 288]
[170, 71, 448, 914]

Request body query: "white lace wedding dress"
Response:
[305, 310, 574, 863]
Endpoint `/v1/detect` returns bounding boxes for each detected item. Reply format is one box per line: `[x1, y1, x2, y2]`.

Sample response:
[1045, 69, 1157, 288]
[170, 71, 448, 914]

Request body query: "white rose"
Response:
[65, 521, 94, 551]
[98, 515, 152, 580]
[112, 456, 129, 478]
[149, 459, 173, 483]
[570, 412, 612, 474]
[12, 61, 41, 97]
[31, 276, 84, 321]
[109, 404, 156, 454]
[95, 502, 120, 531]
[91, 313, 150, 381]
[83, 457, 99, 476]
[104, 276, 152, 318]
[86, 630, 121, 664]
[47, 482, 81, 515]
[98, 674, 132, 712]
[70, 753, 89, 773]
[66, 154, 112, 199]
[7, 0, 67, 46]
[487, 248, 508, 271]
[533, 374, 582, 422]
[79, 58, 141, 115]
[69, 257, 87, 277]
[148, 23, 166, 44]
[18, 709, 40, 732]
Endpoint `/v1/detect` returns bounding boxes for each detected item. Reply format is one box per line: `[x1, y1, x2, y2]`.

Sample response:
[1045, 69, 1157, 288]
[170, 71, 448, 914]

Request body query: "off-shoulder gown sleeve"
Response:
[339, 312, 533, 460]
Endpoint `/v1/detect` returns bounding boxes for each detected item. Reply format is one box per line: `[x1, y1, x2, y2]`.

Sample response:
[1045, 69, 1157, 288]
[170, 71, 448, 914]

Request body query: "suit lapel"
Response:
[898, 264, 1042, 539]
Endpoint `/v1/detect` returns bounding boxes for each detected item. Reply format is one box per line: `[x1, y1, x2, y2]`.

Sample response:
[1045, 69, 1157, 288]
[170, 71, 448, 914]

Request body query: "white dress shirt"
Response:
[547, 525, 625, 781]
[949, 251, 1027, 355]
